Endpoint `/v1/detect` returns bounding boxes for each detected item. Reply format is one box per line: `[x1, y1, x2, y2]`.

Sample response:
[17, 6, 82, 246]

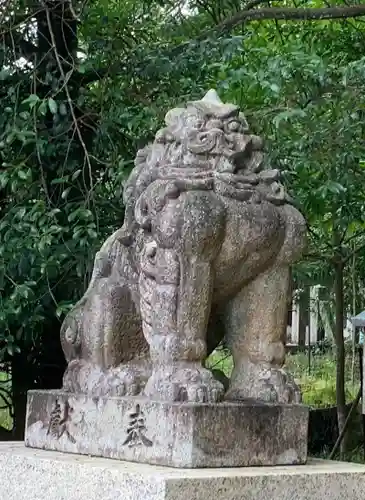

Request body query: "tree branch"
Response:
[302, 252, 331, 262]
[216, 4, 365, 33]
[343, 229, 365, 246]
[343, 241, 365, 265]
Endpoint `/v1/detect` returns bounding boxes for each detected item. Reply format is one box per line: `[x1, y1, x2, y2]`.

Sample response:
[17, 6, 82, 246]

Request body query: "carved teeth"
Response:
[145, 241, 157, 258]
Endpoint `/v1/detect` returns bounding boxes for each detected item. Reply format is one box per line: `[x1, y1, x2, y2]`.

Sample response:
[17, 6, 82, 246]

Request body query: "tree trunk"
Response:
[11, 354, 28, 440]
[334, 259, 347, 457]
[351, 252, 357, 384]
[319, 299, 335, 343]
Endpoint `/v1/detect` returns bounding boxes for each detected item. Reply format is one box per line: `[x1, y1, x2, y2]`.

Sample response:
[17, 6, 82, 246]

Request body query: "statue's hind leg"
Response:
[62, 280, 151, 397]
[224, 264, 301, 403]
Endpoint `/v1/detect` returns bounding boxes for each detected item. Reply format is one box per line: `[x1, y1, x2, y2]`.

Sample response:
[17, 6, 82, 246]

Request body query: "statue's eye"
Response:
[206, 119, 222, 129]
[186, 116, 204, 129]
[226, 120, 241, 132]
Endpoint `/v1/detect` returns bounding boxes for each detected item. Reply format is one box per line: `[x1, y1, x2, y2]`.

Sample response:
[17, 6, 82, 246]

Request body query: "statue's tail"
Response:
[60, 228, 128, 363]
[60, 312, 81, 363]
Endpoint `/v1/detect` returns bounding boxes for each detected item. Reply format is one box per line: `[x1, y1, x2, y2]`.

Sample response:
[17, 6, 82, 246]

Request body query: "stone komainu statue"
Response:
[60, 90, 306, 404]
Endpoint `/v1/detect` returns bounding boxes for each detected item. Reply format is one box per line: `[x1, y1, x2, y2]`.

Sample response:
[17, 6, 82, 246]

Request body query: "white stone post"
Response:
[309, 286, 319, 344]
[291, 295, 300, 345]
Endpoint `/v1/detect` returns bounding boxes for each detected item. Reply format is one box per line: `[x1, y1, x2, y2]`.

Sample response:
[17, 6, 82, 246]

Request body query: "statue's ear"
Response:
[164, 107, 185, 126]
[238, 111, 249, 132]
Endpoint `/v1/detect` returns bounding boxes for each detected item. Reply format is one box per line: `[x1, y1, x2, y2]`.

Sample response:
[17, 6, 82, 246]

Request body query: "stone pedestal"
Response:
[25, 390, 308, 468]
[2, 443, 365, 500]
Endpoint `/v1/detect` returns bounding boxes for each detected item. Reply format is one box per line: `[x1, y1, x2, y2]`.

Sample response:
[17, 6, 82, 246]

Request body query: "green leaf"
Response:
[51, 176, 69, 185]
[269, 83, 280, 93]
[68, 210, 80, 222]
[273, 109, 307, 129]
[22, 94, 40, 108]
[59, 103, 68, 116]
[87, 228, 98, 239]
[61, 187, 71, 199]
[0, 69, 10, 81]
[0, 173, 8, 188]
[48, 98, 58, 114]
[17, 169, 29, 180]
[39, 100, 48, 115]
[326, 181, 346, 194]
[72, 169, 82, 181]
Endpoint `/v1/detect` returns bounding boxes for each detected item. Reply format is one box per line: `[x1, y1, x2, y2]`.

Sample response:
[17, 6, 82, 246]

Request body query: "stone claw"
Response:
[144, 365, 225, 403]
[63, 362, 150, 398]
[226, 366, 302, 404]
[259, 368, 302, 404]
[96, 366, 148, 397]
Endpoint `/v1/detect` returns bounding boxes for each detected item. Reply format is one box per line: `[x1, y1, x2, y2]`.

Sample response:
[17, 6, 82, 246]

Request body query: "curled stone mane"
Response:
[121, 89, 291, 247]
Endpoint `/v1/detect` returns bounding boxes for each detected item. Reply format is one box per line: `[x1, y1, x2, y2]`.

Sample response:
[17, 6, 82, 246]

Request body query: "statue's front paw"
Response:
[260, 368, 302, 403]
[226, 366, 301, 404]
[94, 364, 150, 397]
[144, 365, 224, 403]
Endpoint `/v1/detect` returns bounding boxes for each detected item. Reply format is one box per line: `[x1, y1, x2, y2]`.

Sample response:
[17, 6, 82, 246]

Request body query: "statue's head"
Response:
[122, 90, 291, 240]
[154, 89, 265, 176]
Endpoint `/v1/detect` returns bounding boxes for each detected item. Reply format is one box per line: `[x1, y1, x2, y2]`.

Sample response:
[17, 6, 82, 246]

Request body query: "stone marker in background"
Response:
[25, 90, 309, 468]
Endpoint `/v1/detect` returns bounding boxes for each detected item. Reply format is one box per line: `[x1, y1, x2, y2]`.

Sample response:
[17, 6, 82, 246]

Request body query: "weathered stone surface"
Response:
[59, 89, 307, 407]
[2, 443, 365, 500]
[25, 390, 308, 468]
